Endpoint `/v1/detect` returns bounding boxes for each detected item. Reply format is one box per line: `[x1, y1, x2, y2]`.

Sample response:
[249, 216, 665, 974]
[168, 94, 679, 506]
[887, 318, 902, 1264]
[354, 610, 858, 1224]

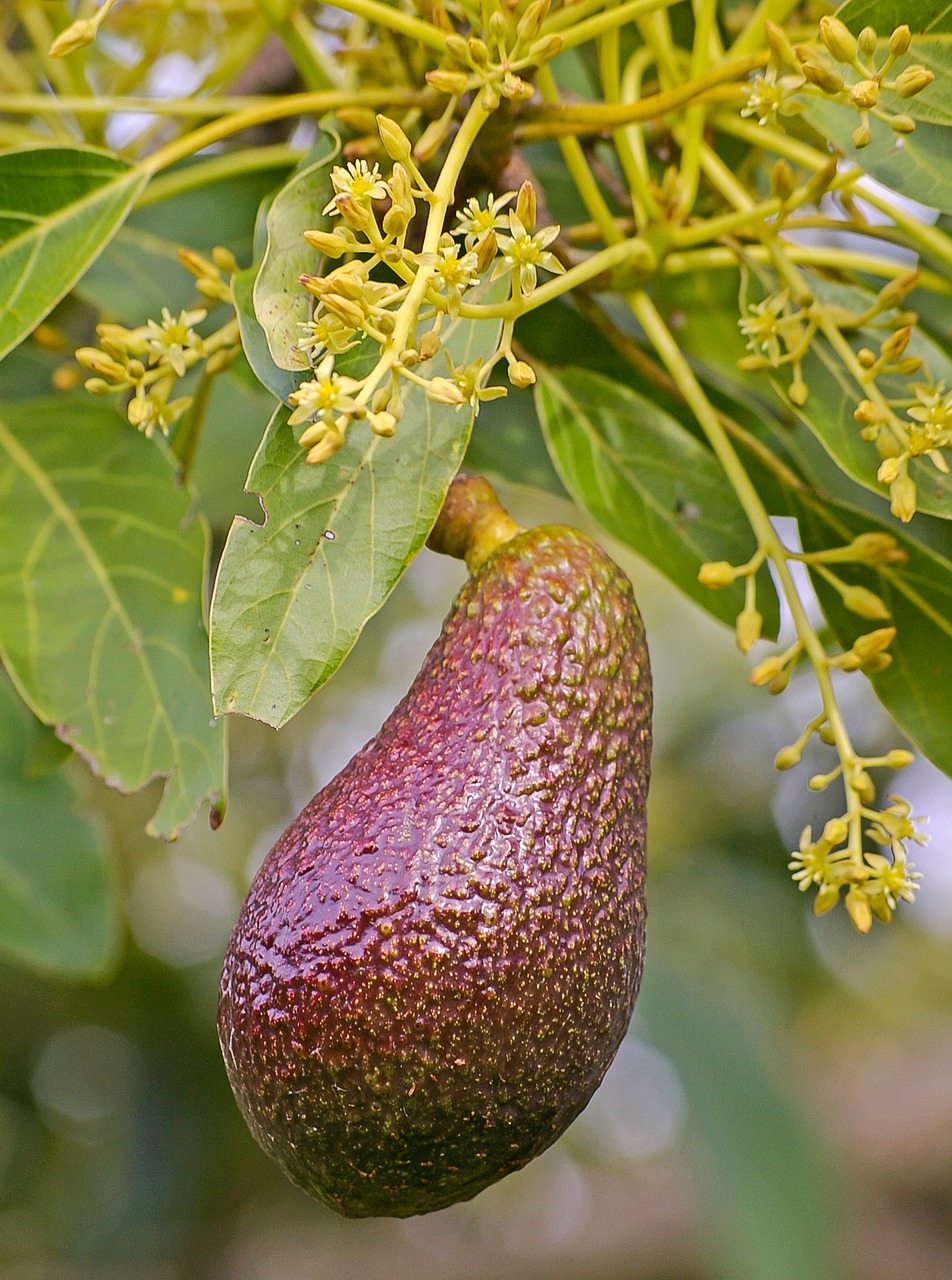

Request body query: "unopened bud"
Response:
[891, 113, 916, 134]
[50, 18, 95, 57]
[819, 722, 837, 745]
[850, 79, 880, 110]
[306, 427, 345, 465]
[334, 194, 374, 232]
[822, 817, 849, 846]
[212, 246, 238, 273]
[698, 560, 737, 589]
[771, 159, 796, 201]
[502, 73, 534, 102]
[854, 627, 896, 660]
[735, 608, 762, 654]
[880, 326, 911, 361]
[800, 57, 845, 94]
[321, 294, 365, 328]
[895, 65, 934, 98]
[841, 584, 891, 620]
[508, 360, 536, 388]
[376, 115, 412, 162]
[467, 36, 490, 65]
[897, 354, 923, 375]
[480, 86, 501, 111]
[858, 347, 877, 368]
[516, 0, 548, 45]
[444, 34, 470, 61]
[426, 377, 466, 406]
[851, 769, 876, 804]
[750, 655, 785, 687]
[515, 180, 537, 232]
[426, 69, 470, 96]
[819, 16, 857, 63]
[805, 158, 839, 203]
[845, 886, 873, 934]
[850, 532, 905, 565]
[304, 229, 350, 258]
[888, 25, 912, 57]
[206, 348, 237, 375]
[415, 116, 450, 162]
[775, 745, 802, 771]
[890, 472, 917, 523]
[529, 34, 564, 64]
[475, 230, 498, 274]
[418, 330, 441, 361]
[83, 377, 112, 396]
[858, 26, 878, 55]
[854, 399, 883, 426]
[862, 652, 893, 674]
[885, 749, 914, 769]
[808, 771, 834, 792]
[789, 376, 809, 405]
[877, 271, 919, 310]
[382, 205, 410, 239]
[369, 411, 397, 437]
[852, 123, 873, 149]
[764, 21, 799, 71]
[737, 354, 772, 371]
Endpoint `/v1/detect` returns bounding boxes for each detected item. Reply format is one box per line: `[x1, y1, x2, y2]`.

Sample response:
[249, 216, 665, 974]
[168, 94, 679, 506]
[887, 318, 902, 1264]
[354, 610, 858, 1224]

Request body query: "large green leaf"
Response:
[535, 366, 779, 633]
[836, 0, 951, 33]
[805, 97, 952, 213]
[0, 399, 225, 838]
[0, 677, 118, 979]
[210, 297, 503, 728]
[0, 147, 147, 361]
[793, 493, 952, 778]
[233, 264, 310, 404]
[77, 157, 295, 323]
[253, 134, 340, 373]
[835, 0, 952, 126]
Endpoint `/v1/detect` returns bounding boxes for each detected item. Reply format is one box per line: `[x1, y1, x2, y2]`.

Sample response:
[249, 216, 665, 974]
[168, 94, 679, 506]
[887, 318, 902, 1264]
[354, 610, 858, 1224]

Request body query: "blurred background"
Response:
[2, 475, 952, 1280]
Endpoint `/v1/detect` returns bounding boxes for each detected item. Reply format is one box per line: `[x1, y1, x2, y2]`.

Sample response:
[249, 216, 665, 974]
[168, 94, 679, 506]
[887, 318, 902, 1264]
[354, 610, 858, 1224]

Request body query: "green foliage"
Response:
[0, 677, 118, 978]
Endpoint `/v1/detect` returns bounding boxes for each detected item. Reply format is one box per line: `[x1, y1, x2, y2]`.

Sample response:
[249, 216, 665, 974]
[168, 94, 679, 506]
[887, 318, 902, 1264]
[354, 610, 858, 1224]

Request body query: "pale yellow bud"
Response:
[426, 69, 470, 96]
[814, 884, 841, 916]
[808, 772, 833, 792]
[851, 123, 873, 149]
[50, 18, 95, 57]
[853, 627, 896, 659]
[888, 25, 912, 57]
[877, 455, 902, 485]
[467, 36, 490, 65]
[529, 34, 564, 64]
[863, 652, 893, 674]
[854, 399, 883, 426]
[303, 229, 350, 258]
[515, 180, 537, 232]
[851, 769, 876, 803]
[306, 428, 345, 465]
[877, 271, 919, 309]
[858, 26, 878, 55]
[850, 532, 905, 565]
[891, 114, 917, 135]
[507, 361, 536, 388]
[775, 745, 802, 771]
[418, 330, 441, 361]
[880, 326, 911, 361]
[736, 354, 771, 371]
[516, 0, 548, 45]
[885, 749, 914, 769]
[841, 584, 890, 620]
[212, 246, 238, 274]
[369, 411, 397, 437]
[750, 655, 785, 687]
[322, 294, 365, 329]
[890, 472, 917, 523]
[800, 58, 845, 94]
[415, 116, 450, 162]
[735, 608, 762, 654]
[426, 377, 466, 406]
[845, 886, 873, 934]
[764, 21, 799, 71]
[895, 66, 934, 98]
[822, 817, 849, 847]
[376, 115, 412, 163]
[819, 16, 857, 64]
[771, 159, 796, 201]
[697, 560, 736, 589]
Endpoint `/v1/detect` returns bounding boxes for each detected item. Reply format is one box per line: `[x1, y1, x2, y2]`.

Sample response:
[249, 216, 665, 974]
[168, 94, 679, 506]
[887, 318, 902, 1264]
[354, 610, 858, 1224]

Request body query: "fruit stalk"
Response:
[426, 471, 524, 570]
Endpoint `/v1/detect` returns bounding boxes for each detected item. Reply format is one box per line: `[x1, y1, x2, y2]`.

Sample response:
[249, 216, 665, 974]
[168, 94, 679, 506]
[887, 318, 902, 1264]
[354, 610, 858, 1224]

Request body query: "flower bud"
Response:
[376, 115, 412, 163]
[877, 271, 919, 310]
[306, 426, 345, 465]
[880, 326, 911, 361]
[885, 749, 914, 769]
[891, 113, 916, 134]
[877, 456, 902, 485]
[321, 294, 365, 328]
[851, 123, 872, 149]
[845, 886, 873, 934]
[775, 745, 802, 771]
[444, 34, 469, 62]
[369, 411, 397, 437]
[426, 377, 466, 406]
[822, 817, 849, 846]
[895, 65, 934, 98]
[858, 26, 878, 55]
[819, 16, 857, 64]
[750, 655, 785, 687]
[853, 627, 896, 660]
[304, 229, 350, 258]
[735, 608, 762, 654]
[800, 57, 845, 94]
[698, 560, 737, 589]
[849, 79, 879, 110]
[850, 769, 876, 804]
[764, 21, 799, 71]
[808, 772, 833, 792]
[502, 73, 534, 102]
[529, 34, 564, 65]
[415, 116, 450, 162]
[426, 69, 470, 96]
[813, 884, 842, 916]
[771, 159, 796, 201]
[50, 18, 95, 57]
[841, 584, 891, 620]
[889, 471, 917, 522]
[508, 360, 536, 388]
[467, 36, 490, 65]
[850, 532, 905, 565]
[858, 347, 877, 368]
[736, 354, 772, 371]
[862, 652, 893, 674]
[854, 399, 883, 426]
[516, 0, 548, 45]
[888, 25, 911, 57]
[515, 180, 537, 232]
[418, 330, 441, 361]
[789, 376, 809, 405]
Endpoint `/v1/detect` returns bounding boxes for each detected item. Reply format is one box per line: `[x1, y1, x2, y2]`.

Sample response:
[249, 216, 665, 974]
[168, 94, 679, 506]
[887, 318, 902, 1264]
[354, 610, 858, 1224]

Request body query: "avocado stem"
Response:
[427, 473, 524, 573]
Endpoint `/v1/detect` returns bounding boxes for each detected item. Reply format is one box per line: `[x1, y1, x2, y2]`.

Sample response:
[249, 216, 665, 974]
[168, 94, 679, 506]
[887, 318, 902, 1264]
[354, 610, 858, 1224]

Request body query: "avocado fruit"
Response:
[218, 474, 651, 1217]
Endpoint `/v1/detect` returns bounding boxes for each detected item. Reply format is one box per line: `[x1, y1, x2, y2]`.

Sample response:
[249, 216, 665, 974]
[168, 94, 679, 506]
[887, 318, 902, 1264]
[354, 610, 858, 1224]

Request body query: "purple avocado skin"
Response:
[218, 525, 652, 1217]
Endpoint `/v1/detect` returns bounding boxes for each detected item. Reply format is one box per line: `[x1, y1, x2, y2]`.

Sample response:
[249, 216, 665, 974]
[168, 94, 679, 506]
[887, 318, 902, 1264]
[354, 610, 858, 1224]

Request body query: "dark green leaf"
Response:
[0, 147, 147, 361]
[0, 677, 119, 979]
[77, 157, 295, 323]
[253, 134, 340, 373]
[793, 493, 952, 778]
[0, 399, 225, 838]
[535, 366, 778, 632]
[210, 295, 503, 728]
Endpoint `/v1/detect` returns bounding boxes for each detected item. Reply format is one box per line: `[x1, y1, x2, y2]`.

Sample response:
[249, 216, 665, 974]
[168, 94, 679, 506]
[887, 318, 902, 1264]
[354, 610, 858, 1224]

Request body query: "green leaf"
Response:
[0, 677, 118, 979]
[210, 296, 503, 728]
[233, 264, 310, 404]
[0, 399, 225, 838]
[0, 146, 147, 362]
[76, 157, 295, 323]
[535, 366, 779, 633]
[805, 97, 952, 213]
[835, 0, 952, 126]
[836, 0, 951, 34]
[253, 134, 340, 373]
[639, 960, 842, 1280]
[782, 280, 952, 521]
[792, 493, 952, 779]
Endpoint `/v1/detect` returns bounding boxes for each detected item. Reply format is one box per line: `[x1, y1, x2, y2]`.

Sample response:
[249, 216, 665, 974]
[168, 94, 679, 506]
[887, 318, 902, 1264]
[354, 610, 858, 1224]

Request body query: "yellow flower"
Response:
[287, 354, 362, 429]
[492, 214, 564, 295]
[145, 307, 206, 377]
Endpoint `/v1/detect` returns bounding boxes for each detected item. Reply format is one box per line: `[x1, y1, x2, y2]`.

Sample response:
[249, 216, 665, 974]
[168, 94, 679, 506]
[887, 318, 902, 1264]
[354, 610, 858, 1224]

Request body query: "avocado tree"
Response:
[1, 0, 951, 1265]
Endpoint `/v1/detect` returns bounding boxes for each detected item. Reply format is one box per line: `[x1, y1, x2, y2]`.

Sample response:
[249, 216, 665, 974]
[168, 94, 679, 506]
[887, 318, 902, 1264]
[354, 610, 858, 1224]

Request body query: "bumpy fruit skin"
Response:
[218, 524, 651, 1217]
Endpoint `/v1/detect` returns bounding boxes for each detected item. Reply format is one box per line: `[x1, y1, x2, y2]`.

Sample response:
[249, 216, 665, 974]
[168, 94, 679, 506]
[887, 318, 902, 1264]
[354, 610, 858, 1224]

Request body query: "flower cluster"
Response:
[286, 124, 564, 463]
[74, 248, 240, 438]
[742, 18, 934, 147]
